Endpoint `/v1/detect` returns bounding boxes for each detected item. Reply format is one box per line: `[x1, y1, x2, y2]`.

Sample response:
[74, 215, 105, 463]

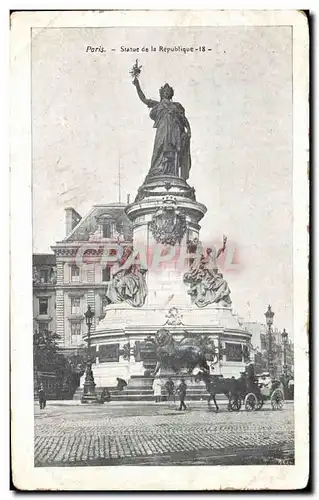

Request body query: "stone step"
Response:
[109, 387, 223, 402]
[117, 387, 208, 393]
[73, 388, 83, 400]
[73, 378, 217, 402]
[118, 391, 209, 398]
[109, 394, 212, 402]
[75, 389, 222, 402]
[81, 394, 99, 404]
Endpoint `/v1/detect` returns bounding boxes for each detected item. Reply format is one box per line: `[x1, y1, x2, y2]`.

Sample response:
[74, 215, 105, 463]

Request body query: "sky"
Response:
[31, 26, 293, 335]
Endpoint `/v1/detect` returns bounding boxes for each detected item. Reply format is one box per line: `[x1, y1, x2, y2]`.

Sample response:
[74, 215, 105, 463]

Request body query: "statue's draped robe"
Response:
[147, 98, 191, 180]
[184, 251, 231, 307]
[107, 265, 147, 307]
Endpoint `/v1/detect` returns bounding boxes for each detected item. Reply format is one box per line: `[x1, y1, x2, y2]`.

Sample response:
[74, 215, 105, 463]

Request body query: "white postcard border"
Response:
[10, 10, 309, 490]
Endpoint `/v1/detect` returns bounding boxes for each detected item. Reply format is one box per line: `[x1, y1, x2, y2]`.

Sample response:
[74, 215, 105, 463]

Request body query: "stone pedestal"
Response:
[84, 303, 251, 388]
[79, 175, 251, 393]
[126, 175, 206, 309]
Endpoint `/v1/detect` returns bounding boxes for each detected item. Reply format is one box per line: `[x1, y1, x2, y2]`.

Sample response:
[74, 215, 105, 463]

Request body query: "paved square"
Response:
[34, 401, 294, 466]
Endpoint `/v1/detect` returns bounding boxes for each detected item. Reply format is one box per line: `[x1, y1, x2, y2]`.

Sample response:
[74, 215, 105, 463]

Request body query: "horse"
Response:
[195, 370, 243, 412]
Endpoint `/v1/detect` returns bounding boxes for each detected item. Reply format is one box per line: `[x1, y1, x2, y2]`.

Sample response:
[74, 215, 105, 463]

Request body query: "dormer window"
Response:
[96, 214, 116, 240]
[102, 223, 112, 238]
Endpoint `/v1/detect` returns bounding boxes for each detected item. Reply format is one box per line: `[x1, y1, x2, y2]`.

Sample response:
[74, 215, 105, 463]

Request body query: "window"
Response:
[71, 322, 81, 335]
[49, 267, 57, 284]
[102, 223, 112, 238]
[71, 322, 82, 345]
[71, 265, 80, 282]
[102, 266, 111, 282]
[39, 297, 48, 315]
[38, 322, 49, 334]
[71, 297, 81, 315]
[40, 269, 49, 283]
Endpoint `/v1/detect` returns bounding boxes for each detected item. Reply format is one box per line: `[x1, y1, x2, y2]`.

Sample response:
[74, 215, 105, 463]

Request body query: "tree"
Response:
[33, 329, 61, 372]
[34, 329, 86, 398]
[254, 350, 268, 374]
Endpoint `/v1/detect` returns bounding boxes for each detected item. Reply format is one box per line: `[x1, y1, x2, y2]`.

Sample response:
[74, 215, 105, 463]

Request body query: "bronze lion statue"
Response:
[151, 328, 214, 376]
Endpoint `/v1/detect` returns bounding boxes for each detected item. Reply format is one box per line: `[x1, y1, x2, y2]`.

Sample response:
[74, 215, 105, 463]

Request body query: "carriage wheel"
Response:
[244, 393, 258, 411]
[228, 395, 242, 412]
[270, 388, 284, 410]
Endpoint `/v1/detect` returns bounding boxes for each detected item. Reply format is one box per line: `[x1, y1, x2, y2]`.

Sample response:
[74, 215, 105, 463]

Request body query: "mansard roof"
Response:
[62, 203, 133, 243]
[33, 253, 56, 266]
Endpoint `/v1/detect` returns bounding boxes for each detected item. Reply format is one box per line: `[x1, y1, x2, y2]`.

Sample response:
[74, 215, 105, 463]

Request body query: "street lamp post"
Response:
[264, 305, 275, 378]
[281, 328, 288, 376]
[81, 305, 96, 401]
[281, 328, 289, 398]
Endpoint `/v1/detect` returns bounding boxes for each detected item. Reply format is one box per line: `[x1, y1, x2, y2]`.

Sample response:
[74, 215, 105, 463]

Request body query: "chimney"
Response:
[65, 207, 82, 236]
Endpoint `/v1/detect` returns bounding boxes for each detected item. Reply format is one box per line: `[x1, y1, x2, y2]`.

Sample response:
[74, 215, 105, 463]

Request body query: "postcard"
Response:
[10, 10, 309, 490]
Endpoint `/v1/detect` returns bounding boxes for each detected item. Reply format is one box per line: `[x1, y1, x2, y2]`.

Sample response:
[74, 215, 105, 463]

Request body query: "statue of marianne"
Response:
[132, 70, 192, 181]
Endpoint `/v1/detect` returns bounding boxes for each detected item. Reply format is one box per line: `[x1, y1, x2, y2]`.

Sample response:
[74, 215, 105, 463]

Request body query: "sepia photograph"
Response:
[10, 10, 309, 490]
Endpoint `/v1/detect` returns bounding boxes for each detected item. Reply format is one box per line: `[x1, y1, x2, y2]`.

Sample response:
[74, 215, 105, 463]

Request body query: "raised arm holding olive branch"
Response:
[132, 77, 159, 109]
[216, 235, 227, 259]
[131, 60, 191, 180]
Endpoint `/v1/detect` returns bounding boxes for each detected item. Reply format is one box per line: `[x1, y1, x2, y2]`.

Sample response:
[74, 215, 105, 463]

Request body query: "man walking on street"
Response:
[165, 377, 175, 403]
[177, 377, 187, 411]
[38, 384, 46, 410]
[152, 377, 162, 403]
[288, 378, 294, 400]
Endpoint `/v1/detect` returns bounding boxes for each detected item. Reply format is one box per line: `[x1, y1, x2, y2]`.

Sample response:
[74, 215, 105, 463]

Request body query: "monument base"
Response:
[103, 373, 229, 402]
[77, 302, 251, 404]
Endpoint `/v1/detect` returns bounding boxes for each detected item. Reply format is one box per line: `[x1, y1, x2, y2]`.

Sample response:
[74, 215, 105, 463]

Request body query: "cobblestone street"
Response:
[34, 402, 294, 466]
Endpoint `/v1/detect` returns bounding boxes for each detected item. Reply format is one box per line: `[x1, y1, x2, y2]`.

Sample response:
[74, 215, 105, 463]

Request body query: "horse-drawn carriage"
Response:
[196, 368, 285, 412]
[229, 372, 285, 412]
[147, 328, 285, 412]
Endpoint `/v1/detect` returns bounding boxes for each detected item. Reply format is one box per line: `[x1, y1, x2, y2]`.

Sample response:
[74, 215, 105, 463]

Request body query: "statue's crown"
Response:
[159, 83, 174, 98]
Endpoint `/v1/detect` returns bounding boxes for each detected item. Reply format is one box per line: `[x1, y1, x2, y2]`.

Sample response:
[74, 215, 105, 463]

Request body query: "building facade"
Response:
[33, 254, 57, 335]
[244, 322, 294, 378]
[50, 204, 133, 350]
[33, 203, 132, 351]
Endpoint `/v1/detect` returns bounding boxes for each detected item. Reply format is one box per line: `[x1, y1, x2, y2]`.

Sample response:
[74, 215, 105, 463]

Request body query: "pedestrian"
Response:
[288, 378, 294, 400]
[116, 377, 127, 391]
[245, 362, 256, 392]
[152, 377, 162, 403]
[38, 384, 46, 410]
[165, 377, 175, 403]
[100, 388, 111, 403]
[259, 372, 272, 398]
[177, 377, 187, 411]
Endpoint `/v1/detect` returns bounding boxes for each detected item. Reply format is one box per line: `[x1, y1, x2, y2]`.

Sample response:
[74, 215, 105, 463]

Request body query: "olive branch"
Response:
[129, 59, 142, 79]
